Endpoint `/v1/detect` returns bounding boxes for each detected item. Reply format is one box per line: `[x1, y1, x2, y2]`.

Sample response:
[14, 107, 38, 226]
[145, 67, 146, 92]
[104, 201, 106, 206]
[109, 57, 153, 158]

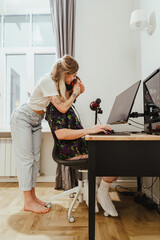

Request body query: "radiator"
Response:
[0, 138, 17, 177]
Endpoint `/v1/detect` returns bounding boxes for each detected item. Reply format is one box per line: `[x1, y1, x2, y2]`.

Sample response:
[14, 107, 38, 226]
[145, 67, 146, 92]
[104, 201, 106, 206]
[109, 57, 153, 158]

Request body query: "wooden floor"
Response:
[0, 182, 160, 240]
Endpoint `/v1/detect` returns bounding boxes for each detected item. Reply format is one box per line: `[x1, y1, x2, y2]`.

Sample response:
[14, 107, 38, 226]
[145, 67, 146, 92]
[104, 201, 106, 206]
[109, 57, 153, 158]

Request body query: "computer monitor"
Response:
[107, 80, 141, 124]
[143, 68, 160, 133]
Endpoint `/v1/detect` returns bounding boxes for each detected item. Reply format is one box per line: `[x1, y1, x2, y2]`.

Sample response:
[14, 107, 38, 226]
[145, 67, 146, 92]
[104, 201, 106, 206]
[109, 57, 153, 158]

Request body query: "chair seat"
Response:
[52, 134, 88, 170]
[54, 157, 88, 170]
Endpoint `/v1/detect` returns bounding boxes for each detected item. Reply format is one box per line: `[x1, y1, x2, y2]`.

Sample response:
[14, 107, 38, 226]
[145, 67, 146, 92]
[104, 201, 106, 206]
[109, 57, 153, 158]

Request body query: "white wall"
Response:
[75, 0, 141, 132]
[140, 0, 160, 79]
[139, 0, 160, 203]
[40, 132, 54, 177]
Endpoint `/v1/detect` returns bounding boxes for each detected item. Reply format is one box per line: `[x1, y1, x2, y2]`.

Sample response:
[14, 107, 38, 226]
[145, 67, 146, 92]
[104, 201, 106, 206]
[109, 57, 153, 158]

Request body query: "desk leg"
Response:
[137, 177, 141, 192]
[89, 173, 95, 240]
[88, 142, 96, 240]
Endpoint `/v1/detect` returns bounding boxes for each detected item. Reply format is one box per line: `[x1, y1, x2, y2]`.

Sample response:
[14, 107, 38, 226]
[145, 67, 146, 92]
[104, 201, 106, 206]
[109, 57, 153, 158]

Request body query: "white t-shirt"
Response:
[27, 73, 59, 112]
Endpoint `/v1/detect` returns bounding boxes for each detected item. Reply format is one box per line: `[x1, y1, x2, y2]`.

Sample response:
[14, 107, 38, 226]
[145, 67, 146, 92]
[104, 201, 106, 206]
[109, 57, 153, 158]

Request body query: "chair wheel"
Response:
[68, 215, 75, 223]
[45, 202, 52, 209]
[104, 211, 109, 217]
[69, 193, 75, 198]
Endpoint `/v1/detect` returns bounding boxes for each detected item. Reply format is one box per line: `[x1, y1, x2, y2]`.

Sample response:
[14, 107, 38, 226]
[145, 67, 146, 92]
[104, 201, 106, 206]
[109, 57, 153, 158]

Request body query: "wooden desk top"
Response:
[85, 133, 160, 141]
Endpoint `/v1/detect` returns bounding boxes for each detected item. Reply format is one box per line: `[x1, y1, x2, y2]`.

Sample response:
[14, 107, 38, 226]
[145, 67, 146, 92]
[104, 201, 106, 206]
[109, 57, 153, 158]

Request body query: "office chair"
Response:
[48, 133, 88, 223]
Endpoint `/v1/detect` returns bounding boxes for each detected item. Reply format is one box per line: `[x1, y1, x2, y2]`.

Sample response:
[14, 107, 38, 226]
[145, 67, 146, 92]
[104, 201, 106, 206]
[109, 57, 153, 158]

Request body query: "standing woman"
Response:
[10, 55, 82, 214]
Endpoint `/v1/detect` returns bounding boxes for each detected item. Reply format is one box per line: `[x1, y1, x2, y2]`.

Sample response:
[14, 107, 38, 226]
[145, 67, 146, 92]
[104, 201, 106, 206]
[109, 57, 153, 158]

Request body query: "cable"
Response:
[128, 122, 144, 129]
[72, 105, 82, 123]
[97, 116, 102, 125]
[116, 178, 158, 197]
[128, 122, 144, 130]
[136, 177, 158, 211]
[142, 177, 158, 190]
[115, 185, 135, 196]
[129, 119, 144, 126]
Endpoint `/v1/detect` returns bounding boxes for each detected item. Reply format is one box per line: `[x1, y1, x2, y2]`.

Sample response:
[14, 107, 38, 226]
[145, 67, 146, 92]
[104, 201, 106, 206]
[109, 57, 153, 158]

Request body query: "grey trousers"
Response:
[10, 103, 44, 191]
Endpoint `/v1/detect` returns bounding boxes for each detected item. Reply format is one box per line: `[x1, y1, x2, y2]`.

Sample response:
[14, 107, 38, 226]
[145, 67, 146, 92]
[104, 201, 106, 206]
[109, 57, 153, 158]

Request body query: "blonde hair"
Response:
[50, 54, 79, 101]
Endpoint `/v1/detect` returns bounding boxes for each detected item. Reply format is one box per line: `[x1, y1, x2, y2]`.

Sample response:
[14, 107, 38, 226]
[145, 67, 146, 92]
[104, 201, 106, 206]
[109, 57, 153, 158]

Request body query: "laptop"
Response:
[90, 80, 141, 136]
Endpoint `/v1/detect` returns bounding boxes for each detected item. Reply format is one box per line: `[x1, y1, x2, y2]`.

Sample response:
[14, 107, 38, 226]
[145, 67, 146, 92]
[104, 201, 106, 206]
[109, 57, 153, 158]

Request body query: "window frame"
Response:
[0, 13, 57, 128]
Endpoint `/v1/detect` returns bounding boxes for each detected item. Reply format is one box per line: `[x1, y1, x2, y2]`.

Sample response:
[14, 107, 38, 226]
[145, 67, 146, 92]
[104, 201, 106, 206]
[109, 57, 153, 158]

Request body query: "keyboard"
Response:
[90, 131, 130, 136]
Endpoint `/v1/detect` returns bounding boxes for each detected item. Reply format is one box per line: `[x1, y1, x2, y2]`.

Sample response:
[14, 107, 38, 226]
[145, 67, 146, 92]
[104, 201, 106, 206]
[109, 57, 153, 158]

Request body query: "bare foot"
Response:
[24, 200, 50, 214]
[33, 196, 47, 207]
[31, 189, 48, 207]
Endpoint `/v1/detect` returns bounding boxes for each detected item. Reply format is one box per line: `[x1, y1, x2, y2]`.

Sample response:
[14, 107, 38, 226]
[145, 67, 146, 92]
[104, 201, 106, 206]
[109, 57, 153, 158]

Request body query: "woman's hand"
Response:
[78, 81, 85, 94]
[89, 124, 112, 134]
[72, 82, 81, 97]
[73, 80, 85, 97]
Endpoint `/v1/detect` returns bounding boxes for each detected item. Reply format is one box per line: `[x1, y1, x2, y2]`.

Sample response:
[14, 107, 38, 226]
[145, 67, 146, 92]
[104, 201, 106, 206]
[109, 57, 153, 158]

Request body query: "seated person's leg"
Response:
[67, 154, 88, 160]
[97, 177, 118, 217]
[68, 154, 99, 212]
[84, 177, 100, 213]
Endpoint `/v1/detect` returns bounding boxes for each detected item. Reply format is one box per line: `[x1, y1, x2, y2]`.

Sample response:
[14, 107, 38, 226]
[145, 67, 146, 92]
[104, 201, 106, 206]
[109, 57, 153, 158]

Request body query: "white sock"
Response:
[96, 177, 101, 187]
[84, 180, 99, 213]
[97, 180, 118, 217]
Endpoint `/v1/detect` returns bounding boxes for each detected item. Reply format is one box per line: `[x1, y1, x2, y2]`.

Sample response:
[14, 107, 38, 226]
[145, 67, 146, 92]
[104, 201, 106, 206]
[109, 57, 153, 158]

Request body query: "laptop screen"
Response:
[107, 80, 141, 124]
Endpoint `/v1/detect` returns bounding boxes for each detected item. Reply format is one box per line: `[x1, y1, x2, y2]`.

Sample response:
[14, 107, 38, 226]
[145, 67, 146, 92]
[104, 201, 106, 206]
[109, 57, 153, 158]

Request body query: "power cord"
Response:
[142, 177, 158, 205]
[142, 177, 158, 190]
[128, 122, 144, 130]
[116, 178, 159, 211]
[72, 105, 82, 124]
[134, 177, 158, 211]
[115, 185, 135, 196]
[129, 119, 144, 126]
[97, 116, 102, 125]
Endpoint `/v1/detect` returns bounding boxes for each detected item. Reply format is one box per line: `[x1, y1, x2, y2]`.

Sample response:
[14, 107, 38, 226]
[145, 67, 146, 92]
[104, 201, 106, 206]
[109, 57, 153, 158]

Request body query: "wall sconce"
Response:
[130, 9, 156, 35]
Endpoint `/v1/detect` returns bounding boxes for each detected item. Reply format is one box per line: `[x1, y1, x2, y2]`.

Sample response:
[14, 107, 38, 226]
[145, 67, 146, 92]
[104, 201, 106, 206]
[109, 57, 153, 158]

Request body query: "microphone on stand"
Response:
[90, 98, 101, 111]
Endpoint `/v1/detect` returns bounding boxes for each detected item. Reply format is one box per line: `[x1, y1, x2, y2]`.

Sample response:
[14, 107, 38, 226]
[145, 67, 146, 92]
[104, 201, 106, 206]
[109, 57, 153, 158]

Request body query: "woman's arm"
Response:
[55, 125, 112, 140]
[50, 83, 82, 114]
[50, 94, 76, 114]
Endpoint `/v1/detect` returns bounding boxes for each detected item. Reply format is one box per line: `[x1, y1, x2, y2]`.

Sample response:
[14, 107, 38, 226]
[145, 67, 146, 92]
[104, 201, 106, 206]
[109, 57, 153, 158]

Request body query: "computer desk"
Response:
[85, 133, 160, 240]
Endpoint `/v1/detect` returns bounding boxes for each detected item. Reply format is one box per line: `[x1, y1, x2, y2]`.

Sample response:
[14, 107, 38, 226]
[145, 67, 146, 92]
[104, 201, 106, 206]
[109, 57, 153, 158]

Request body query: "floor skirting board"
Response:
[0, 177, 137, 187]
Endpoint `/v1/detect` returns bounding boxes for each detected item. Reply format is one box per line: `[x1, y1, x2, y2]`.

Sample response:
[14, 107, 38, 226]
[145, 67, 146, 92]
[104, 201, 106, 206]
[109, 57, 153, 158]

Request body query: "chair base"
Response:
[49, 179, 87, 223]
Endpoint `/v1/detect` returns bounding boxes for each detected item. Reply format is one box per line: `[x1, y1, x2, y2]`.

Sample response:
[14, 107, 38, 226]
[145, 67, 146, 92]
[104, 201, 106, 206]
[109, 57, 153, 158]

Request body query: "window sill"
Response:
[0, 124, 51, 133]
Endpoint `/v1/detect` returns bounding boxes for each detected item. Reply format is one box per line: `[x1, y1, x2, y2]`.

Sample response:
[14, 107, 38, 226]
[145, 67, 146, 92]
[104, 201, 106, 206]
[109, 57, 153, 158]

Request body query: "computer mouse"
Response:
[104, 129, 115, 134]
[97, 129, 115, 135]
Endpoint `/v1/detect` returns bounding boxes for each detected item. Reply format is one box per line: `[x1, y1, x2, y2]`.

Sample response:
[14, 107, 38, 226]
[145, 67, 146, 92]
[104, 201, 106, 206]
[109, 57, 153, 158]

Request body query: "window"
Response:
[32, 14, 56, 47]
[0, 13, 56, 127]
[4, 15, 30, 47]
[6, 54, 27, 124]
[34, 54, 56, 85]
